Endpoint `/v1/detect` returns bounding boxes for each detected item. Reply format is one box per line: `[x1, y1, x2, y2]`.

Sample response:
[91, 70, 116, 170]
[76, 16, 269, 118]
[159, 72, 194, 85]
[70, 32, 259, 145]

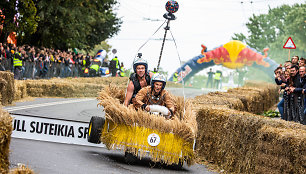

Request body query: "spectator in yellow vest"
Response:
[173, 71, 178, 83]
[13, 48, 23, 80]
[120, 62, 126, 77]
[214, 70, 222, 89]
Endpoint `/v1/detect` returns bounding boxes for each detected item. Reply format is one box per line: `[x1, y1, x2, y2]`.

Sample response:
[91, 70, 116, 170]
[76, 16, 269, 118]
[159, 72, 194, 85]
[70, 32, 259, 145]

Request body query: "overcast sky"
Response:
[107, 0, 303, 75]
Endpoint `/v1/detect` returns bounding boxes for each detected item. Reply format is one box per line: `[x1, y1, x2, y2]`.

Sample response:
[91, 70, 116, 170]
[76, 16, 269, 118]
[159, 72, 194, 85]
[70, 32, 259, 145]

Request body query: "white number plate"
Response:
[147, 133, 160, 147]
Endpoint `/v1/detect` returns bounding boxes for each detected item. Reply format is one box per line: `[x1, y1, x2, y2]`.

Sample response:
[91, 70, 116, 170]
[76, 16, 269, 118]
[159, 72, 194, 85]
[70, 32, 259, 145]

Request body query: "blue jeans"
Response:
[277, 98, 284, 119]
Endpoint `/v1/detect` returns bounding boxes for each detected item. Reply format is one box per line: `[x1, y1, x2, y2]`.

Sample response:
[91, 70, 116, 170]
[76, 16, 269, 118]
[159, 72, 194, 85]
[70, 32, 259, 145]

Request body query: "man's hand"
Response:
[145, 105, 150, 112]
[289, 87, 295, 93]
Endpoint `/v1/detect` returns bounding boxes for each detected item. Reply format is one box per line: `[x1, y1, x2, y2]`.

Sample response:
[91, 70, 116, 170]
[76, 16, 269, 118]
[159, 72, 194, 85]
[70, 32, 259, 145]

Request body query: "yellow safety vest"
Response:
[13, 53, 22, 67]
[173, 72, 178, 82]
[112, 57, 119, 69]
[214, 72, 221, 80]
[120, 67, 126, 77]
[82, 60, 86, 70]
[90, 64, 99, 71]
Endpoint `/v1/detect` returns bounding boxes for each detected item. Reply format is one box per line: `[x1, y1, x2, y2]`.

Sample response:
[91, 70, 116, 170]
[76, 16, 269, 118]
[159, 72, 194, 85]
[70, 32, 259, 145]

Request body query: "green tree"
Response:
[29, 0, 121, 50]
[0, 0, 38, 44]
[232, 4, 306, 63]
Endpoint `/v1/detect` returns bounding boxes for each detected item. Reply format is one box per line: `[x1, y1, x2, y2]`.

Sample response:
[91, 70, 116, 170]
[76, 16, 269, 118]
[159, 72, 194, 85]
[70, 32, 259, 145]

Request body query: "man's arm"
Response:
[163, 91, 175, 115]
[123, 81, 134, 106]
[134, 87, 147, 110]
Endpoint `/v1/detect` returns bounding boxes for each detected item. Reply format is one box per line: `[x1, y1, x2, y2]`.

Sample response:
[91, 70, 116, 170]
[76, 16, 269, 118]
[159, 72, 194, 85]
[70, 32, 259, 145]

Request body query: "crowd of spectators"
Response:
[275, 56, 306, 125]
[0, 42, 103, 79]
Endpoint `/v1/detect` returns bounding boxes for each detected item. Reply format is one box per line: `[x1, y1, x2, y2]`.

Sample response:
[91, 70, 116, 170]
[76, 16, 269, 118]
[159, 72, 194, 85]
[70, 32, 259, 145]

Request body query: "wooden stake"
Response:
[288, 49, 291, 61]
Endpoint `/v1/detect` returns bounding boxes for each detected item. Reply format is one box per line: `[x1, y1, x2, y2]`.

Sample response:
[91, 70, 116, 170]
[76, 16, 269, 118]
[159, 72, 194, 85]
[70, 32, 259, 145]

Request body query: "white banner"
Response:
[11, 114, 105, 148]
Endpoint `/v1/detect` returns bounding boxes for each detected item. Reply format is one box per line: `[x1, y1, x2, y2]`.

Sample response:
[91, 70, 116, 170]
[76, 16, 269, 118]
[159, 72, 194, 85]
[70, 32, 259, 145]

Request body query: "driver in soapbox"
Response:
[134, 73, 175, 119]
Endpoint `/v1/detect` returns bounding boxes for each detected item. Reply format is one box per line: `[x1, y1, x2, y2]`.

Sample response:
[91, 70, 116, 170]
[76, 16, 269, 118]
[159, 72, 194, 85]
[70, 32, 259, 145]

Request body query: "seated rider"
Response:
[124, 57, 153, 106]
[134, 73, 175, 119]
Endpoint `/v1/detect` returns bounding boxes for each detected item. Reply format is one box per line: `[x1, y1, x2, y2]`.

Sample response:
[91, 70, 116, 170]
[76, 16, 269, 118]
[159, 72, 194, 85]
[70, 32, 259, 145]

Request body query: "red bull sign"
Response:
[177, 65, 192, 82]
[197, 40, 270, 69]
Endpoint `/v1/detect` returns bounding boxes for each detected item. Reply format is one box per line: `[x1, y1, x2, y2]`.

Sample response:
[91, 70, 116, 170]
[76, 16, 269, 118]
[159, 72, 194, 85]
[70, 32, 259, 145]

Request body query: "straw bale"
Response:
[9, 164, 35, 174]
[228, 86, 278, 113]
[0, 107, 13, 173]
[196, 102, 306, 173]
[25, 80, 104, 98]
[45, 77, 128, 87]
[255, 152, 294, 173]
[14, 80, 27, 101]
[0, 71, 14, 105]
[257, 126, 306, 174]
[254, 165, 281, 174]
[194, 92, 244, 111]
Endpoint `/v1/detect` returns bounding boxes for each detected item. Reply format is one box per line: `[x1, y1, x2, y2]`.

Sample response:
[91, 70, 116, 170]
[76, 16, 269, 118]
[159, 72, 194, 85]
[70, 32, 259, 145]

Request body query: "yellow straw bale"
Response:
[0, 71, 14, 105]
[257, 126, 306, 174]
[196, 102, 306, 174]
[194, 92, 244, 111]
[0, 107, 13, 173]
[14, 80, 27, 101]
[256, 152, 293, 173]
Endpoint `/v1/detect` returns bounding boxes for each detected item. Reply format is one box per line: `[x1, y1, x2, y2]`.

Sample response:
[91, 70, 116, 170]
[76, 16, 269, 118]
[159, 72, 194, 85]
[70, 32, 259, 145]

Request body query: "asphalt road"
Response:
[5, 88, 218, 174]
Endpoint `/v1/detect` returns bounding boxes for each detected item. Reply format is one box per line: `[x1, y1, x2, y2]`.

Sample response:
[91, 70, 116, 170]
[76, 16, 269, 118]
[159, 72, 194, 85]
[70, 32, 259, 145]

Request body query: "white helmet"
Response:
[151, 73, 167, 90]
[133, 58, 148, 73]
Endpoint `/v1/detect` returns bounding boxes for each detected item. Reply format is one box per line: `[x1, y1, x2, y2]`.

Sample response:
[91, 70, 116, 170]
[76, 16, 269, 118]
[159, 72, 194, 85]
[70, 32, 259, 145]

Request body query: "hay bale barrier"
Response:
[0, 107, 13, 173]
[13, 77, 129, 100]
[0, 71, 14, 105]
[195, 82, 306, 173]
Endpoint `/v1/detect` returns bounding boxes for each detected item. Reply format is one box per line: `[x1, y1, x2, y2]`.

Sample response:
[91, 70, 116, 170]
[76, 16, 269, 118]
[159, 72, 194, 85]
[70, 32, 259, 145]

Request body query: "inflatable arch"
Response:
[168, 40, 279, 82]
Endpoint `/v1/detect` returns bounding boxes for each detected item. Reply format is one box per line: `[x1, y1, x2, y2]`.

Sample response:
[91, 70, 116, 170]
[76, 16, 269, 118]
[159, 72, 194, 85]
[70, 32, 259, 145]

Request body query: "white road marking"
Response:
[5, 98, 96, 112]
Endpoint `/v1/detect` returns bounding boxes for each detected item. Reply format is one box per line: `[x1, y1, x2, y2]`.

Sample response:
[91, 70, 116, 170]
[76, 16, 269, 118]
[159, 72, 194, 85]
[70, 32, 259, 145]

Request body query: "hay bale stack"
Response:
[25, 80, 104, 98]
[194, 91, 245, 111]
[14, 80, 27, 101]
[0, 71, 14, 105]
[256, 126, 306, 174]
[46, 77, 128, 87]
[194, 83, 278, 114]
[228, 86, 278, 114]
[196, 105, 261, 173]
[0, 107, 13, 173]
[196, 104, 306, 174]
[15, 77, 129, 99]
[98, 85, 197, 165]
[227, 87, 265, 114]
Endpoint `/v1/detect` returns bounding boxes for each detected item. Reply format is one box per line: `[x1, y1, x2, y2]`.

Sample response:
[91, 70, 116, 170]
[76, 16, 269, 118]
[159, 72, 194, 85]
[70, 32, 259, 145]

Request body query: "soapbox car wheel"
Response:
[174, 159, 183, 169]
[124, 151, 137, 164]
[87, 116, 105, 144]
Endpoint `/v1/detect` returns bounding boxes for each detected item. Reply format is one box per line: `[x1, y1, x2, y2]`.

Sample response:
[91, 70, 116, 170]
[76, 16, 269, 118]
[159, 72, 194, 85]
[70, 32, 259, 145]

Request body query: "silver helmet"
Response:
[151, 73, 167, 90]
[133, 58, 148, 73]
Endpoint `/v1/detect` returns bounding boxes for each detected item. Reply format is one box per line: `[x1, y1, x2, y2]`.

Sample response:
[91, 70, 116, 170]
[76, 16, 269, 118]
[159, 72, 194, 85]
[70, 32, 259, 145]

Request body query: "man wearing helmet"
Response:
[134, 73, 175, 119]
[123, 57, 154, 106]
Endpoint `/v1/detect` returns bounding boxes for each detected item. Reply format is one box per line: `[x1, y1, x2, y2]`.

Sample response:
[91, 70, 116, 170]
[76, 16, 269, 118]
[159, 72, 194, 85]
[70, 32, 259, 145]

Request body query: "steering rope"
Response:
[169, 29, 186, 119]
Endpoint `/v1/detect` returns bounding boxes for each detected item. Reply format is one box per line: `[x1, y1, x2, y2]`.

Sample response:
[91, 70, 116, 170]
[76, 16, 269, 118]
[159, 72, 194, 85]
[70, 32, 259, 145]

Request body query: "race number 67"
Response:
[147, 133, 160, 147]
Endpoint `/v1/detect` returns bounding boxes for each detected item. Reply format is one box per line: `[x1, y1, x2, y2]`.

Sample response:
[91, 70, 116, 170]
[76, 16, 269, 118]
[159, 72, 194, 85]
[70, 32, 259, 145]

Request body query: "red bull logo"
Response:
[177, 65, 192, 82]
[197, 40, 270, 69]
